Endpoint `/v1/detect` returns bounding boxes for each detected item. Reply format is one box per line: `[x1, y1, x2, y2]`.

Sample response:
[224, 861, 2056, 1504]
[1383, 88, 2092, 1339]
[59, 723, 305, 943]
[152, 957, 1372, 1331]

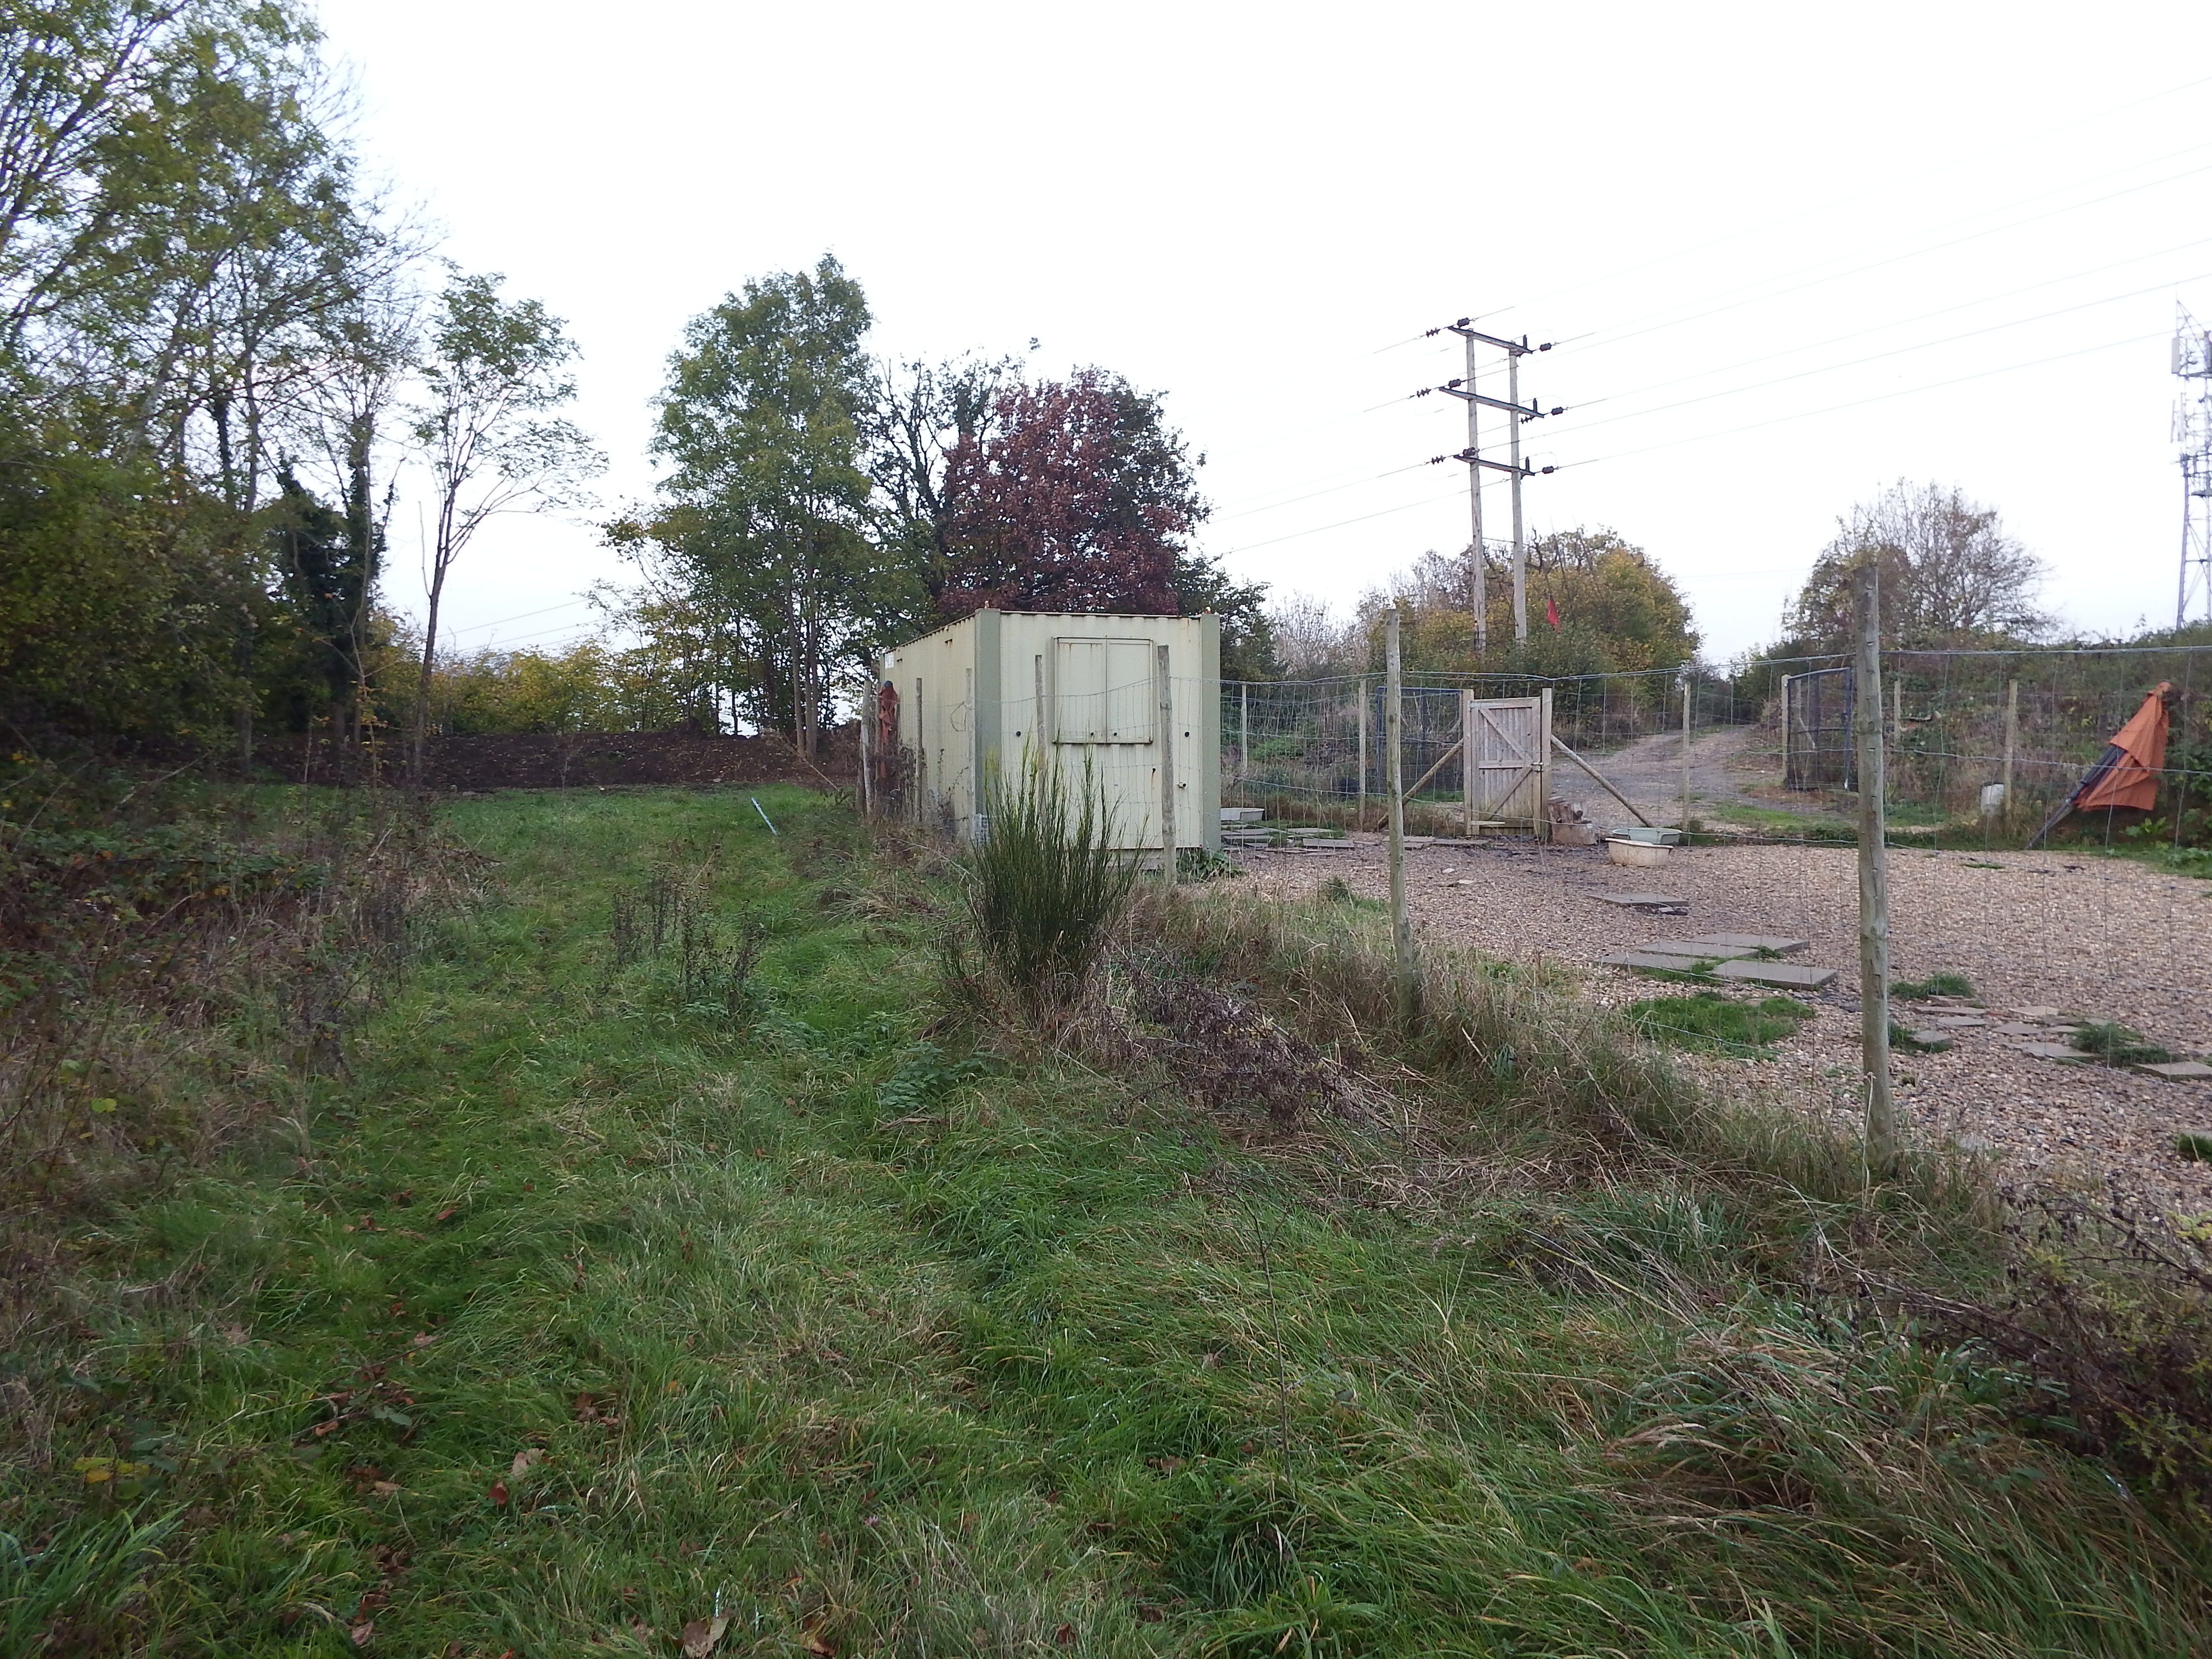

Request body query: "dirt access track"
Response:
[1238, 833, 2212, 1215]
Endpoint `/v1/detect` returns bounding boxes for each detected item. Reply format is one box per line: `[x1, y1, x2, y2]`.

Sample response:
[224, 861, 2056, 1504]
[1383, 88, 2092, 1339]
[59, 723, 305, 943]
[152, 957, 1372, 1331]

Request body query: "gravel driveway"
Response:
[1233, 834, 2212, 1213]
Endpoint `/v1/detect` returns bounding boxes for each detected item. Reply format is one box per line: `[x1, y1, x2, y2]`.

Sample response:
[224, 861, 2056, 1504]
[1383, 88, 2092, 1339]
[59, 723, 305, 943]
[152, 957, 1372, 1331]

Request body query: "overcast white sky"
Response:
[318, 0, 2212, 665]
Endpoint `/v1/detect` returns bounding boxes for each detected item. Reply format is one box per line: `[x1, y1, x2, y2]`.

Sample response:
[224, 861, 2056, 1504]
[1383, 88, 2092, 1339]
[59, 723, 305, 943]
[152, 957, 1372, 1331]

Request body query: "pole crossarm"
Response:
[1440, 449, 1554, 477]
[1445, 322, 1549, 355]
[1435, 384, 1562, 419]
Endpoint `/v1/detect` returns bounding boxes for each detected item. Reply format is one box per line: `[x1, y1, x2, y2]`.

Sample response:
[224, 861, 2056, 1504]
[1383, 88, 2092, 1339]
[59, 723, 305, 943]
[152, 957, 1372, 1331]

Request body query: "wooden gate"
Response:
[1462, 690, 1552, 830]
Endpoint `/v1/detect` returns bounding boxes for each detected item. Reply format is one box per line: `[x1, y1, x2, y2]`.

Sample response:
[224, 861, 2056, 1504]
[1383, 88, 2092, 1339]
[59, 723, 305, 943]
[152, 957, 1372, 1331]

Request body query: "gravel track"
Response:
[1233, 834, 2212, 1213]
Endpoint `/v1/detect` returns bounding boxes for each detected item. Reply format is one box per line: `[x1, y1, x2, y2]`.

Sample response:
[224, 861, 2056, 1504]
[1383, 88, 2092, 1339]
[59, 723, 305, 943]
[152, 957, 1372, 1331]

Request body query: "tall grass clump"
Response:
[960, 753, 1137, 1015]
[1126, 883, 1991, 1233]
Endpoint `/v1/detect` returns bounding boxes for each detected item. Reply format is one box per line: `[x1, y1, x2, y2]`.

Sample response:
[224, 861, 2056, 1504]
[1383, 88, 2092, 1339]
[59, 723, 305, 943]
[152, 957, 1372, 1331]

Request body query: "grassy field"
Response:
[7, 785, 2212, 1656]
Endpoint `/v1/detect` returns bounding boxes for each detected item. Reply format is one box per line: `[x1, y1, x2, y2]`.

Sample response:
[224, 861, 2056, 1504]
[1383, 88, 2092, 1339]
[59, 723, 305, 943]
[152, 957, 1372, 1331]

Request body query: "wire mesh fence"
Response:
[1222, 644, 2212, 845]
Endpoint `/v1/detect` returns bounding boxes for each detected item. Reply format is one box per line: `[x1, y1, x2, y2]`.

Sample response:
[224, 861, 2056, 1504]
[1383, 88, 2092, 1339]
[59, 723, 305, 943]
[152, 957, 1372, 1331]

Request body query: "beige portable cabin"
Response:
[869, 609, 1220, 853]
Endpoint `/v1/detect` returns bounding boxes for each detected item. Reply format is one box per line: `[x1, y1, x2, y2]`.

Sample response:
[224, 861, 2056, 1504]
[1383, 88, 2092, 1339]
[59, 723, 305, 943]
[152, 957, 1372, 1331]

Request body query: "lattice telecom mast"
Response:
[2176, 305, 2212, 629]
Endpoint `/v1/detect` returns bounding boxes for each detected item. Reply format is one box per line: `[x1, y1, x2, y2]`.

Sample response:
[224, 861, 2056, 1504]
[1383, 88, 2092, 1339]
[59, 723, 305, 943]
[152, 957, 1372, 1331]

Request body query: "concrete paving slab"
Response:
[1906, 1030, 1956, 1050]
[2140, 1061, 2212, 1080]
[1933, 1016, 1989, 1028]
[1591, 891, 1687, 908]
[2014, 1006, 2067, 1021]
[1712, 959, 1838, 990]
[1597, 950, 1717, 973]
[2011, 1042, 2090, 1060]
[1685, 933, 1809, 954]
[1991, 1022, 2048, 1035]
[1642, 939, 1757, 960]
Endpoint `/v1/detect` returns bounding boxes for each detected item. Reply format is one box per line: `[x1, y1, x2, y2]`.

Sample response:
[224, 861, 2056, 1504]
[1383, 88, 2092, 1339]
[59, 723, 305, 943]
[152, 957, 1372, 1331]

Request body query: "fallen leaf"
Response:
[433, 1206, 458, 1224]
[510, 1447, 544, 1480]
[411, 1332, 436, 1348]
[680, 1611, 730, 1658]
[800, 1633, 834, 1657]
[349, 1618, 374, 1647]
[1053, 1625, 1075, 1647]
[370, 1480, 400, 1498]
[487, 1479, 509, 1506]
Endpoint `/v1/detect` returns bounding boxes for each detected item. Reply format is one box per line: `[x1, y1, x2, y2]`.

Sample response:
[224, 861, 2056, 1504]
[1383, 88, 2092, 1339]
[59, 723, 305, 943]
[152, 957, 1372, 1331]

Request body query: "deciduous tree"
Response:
[1783, 481, 2048, 653]
[937, 369, 1202, 617]
[408, 272, 601, 782]
[646, 255, 903, 755]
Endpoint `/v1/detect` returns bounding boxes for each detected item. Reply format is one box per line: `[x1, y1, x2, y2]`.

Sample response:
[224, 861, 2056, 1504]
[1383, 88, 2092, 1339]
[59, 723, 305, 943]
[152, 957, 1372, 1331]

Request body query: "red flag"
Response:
[1545, 596, 1561, 628]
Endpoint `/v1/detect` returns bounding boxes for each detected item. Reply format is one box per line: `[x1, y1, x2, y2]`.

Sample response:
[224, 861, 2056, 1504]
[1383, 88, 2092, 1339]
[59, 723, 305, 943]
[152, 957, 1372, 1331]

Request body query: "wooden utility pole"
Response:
[1462, 688, 1475, 836]
[1461, 329, 1486, 656]
[1854, 561, 1898, 1181]
[2002, 678, 2019, 824]
[1384, 612, 1417, 1021]
[1438, 322, 1558, 649]
[1356, 677, 1369, 827]
[1680, 676, 1693, 831]
[1157, 644, 1177, 887]
[1507, 349, 1528, 643]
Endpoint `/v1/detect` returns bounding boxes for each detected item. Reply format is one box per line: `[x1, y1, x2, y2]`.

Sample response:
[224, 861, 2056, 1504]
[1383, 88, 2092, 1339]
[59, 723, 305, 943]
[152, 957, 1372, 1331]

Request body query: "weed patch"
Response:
[2071, 1020, 2180, 1067]
[1625, 989, 1814, 1055]
[1894, 969, 1979, 1000]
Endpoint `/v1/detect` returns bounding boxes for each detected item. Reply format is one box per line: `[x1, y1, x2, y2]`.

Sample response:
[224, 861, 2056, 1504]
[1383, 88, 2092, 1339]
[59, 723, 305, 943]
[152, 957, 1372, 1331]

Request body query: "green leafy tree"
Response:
[0, 1, 421, 759]
[1782, 481, 2048, 654]
[866, 350, 1020, 609]
[408, 271, 601, 781]
[647, 255, 908, 755]
[1365, 529, 1697, 679]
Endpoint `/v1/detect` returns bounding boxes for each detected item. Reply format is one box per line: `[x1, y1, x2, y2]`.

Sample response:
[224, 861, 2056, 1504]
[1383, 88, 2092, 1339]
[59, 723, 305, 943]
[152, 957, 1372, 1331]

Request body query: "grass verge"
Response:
[2, 787, 2210, 1655]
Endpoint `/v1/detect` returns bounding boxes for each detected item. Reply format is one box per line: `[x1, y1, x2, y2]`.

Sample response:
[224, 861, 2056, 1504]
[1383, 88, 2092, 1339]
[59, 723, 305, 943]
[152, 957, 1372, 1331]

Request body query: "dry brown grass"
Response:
[0, 784, 471, 1350]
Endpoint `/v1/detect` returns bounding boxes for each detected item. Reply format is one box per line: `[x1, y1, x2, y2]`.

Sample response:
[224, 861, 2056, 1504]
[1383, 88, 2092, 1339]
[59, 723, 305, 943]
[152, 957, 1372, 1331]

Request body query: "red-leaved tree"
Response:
[937, 369, 1203, 616]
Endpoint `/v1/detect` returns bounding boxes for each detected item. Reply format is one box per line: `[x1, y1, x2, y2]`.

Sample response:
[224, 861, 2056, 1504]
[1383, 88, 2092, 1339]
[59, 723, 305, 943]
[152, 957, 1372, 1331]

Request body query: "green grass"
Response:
[2071, 1021, 2180, 1068]
[1893, 970, 1978, 1001]
[1624, 990, 1815, 1056]
[6, 787, 2212, 1654]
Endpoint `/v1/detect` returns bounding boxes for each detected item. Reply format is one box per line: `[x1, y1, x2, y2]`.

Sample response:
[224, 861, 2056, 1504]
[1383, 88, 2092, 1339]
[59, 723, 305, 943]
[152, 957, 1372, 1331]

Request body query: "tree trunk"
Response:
[343, 412, 377, 783]
[411, 547, 449, 790]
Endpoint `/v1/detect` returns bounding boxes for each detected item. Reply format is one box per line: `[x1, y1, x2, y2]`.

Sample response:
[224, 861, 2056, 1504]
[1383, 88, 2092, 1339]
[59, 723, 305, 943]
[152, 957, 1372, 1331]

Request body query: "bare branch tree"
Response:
[408, 271, 601, 784]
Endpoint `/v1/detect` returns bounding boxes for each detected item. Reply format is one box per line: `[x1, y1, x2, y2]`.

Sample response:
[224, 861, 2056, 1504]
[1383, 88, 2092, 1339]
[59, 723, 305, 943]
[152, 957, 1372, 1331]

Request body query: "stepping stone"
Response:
[1991, 1021, 2047, 1035]
[1643, 938, 1758, 960]
[1686, 933, 1808, 955]
[1932, 1016, 1988, 1028]
[2140, 1061, 2212, 1081]
[1712, 959, 1838, 990]
[1598, 950, 1719, 973]
[1592, 891, 1687, 909]
[2011, 1042, 2088, 1061]
[2014, 1006, 2066, 1021]
[1906, 1030, 1955, 1050]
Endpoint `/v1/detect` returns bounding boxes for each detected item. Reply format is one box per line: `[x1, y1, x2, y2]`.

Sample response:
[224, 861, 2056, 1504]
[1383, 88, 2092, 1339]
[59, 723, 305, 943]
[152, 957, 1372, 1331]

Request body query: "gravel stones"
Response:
[1234, 834, 2212, 1214]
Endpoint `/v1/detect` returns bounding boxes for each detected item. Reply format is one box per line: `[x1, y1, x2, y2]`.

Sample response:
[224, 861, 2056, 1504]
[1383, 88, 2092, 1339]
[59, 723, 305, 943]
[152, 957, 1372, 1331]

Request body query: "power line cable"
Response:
[445, 596, 596, 637]
[1222, 325, 2177, 557]
[1547, 152, 2212, 363]
[1476, 70, 2212, 328]
[1211, 460, 1436, 522]
[1550, 269, 2212, 440]
[1555, 326, 2169, 473]
[1558, 233, 2212, 414]
[1210, 488, 1467, 558]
